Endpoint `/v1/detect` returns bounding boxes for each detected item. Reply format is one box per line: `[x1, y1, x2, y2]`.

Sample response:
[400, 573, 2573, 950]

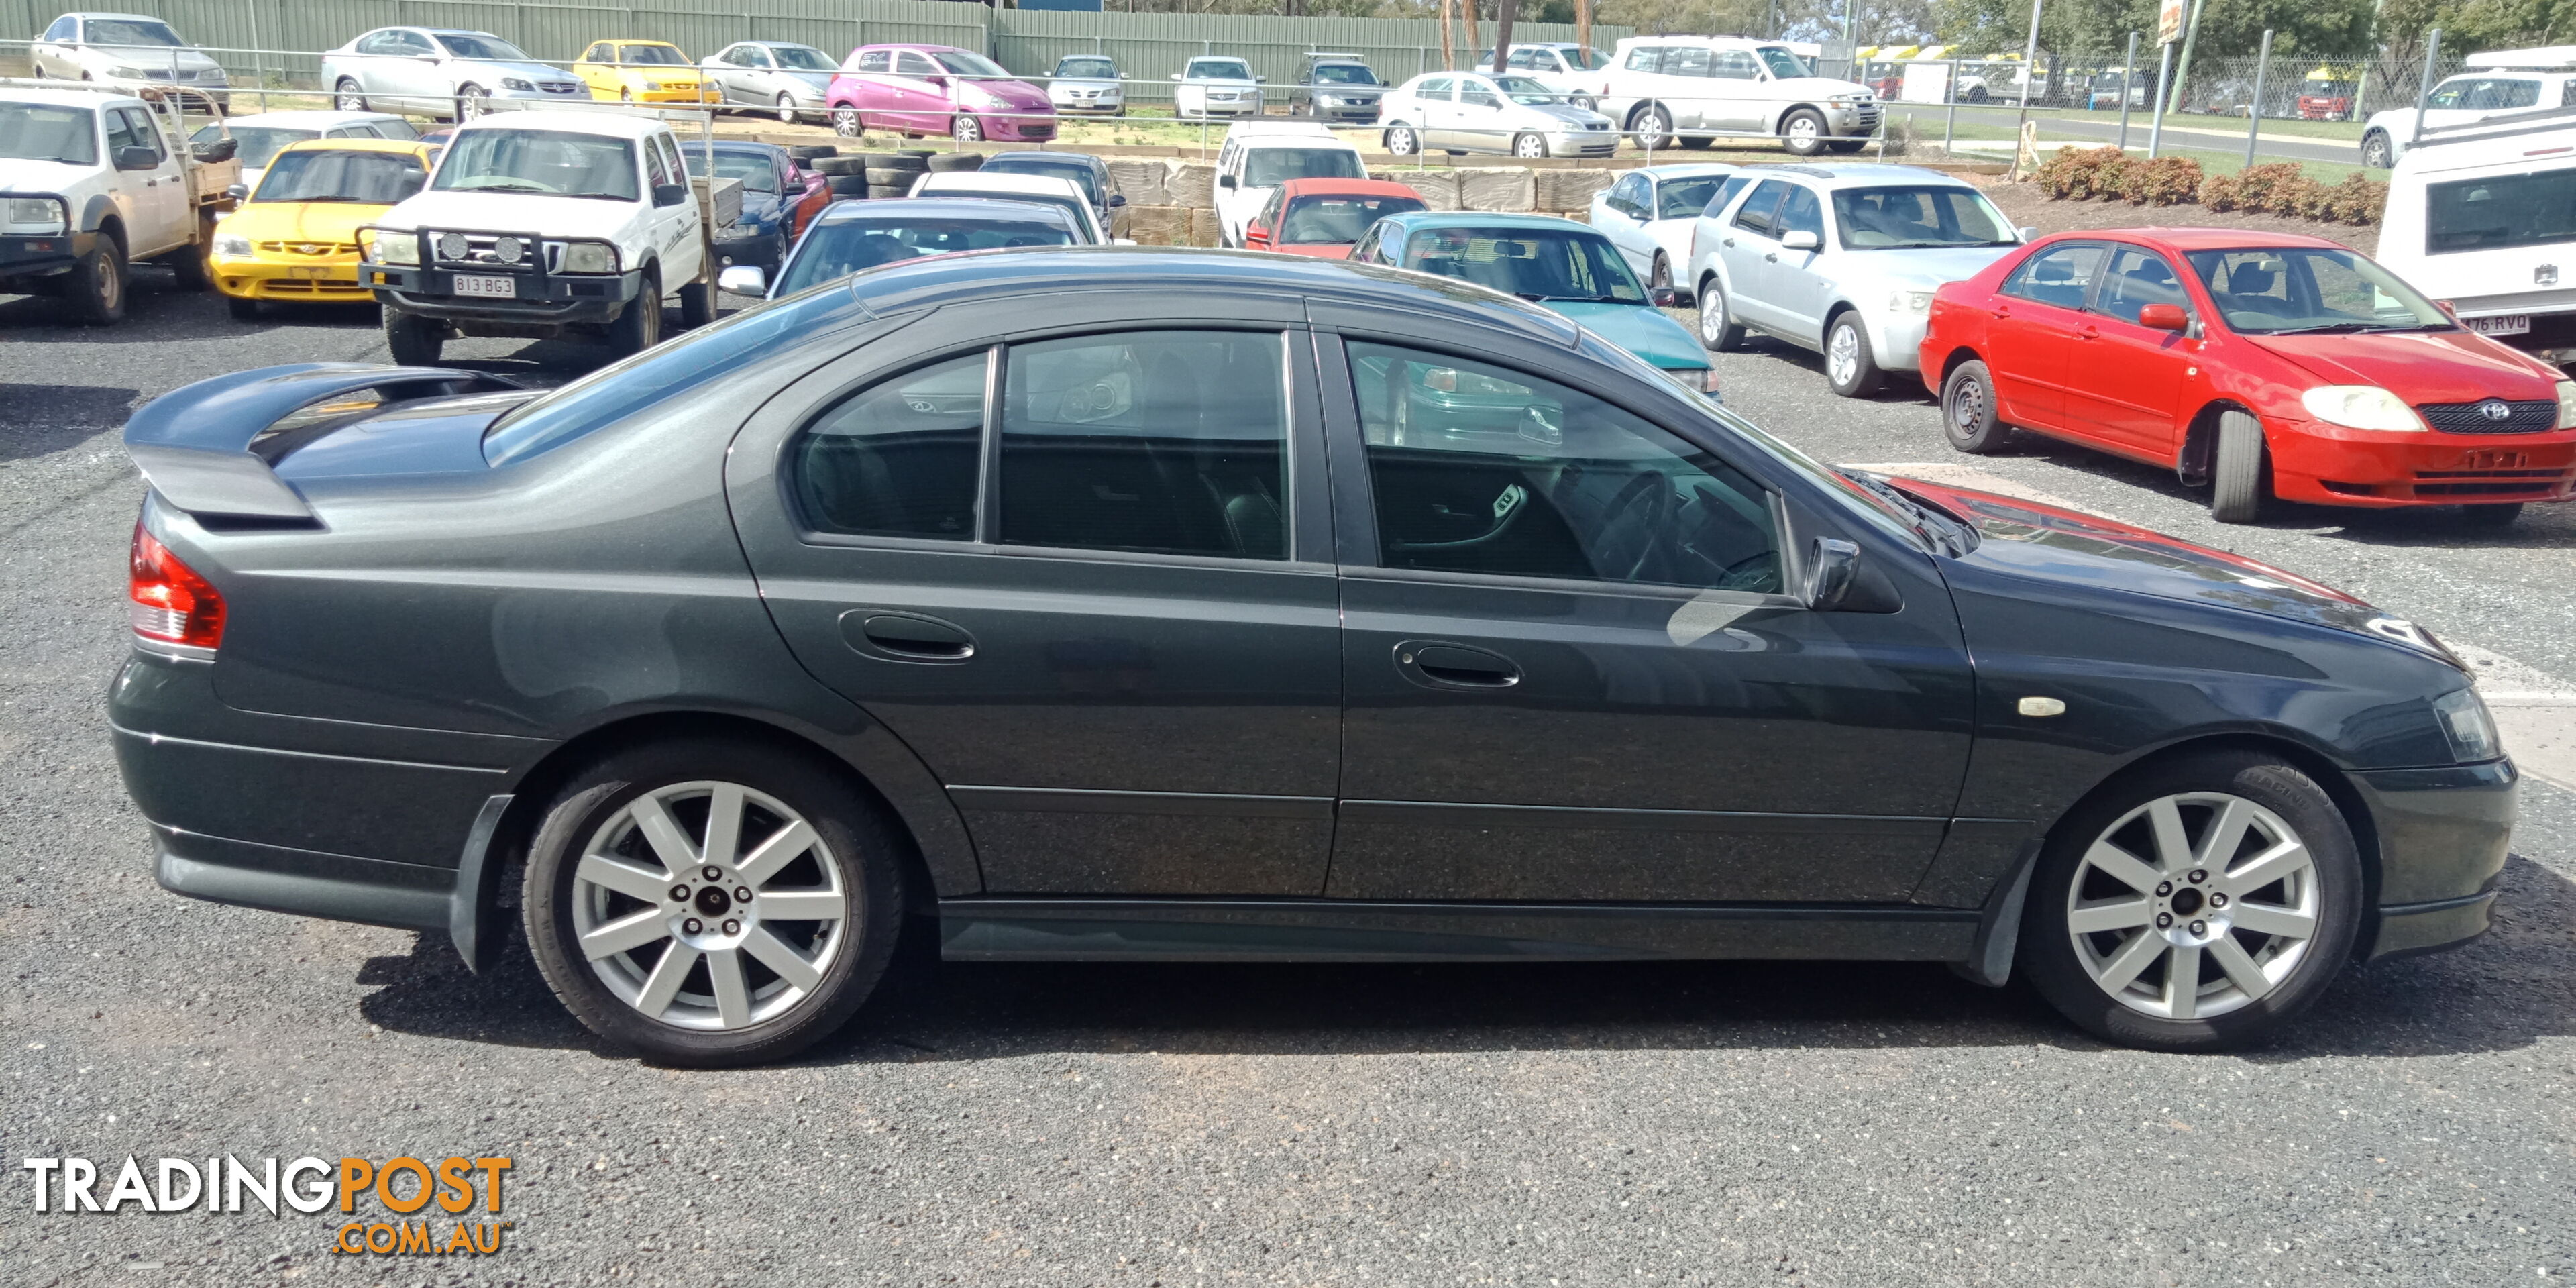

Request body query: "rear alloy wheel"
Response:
[1384, 125, 1418, 156]
[1823, 312, 1882, 398]
[952, 114, 983, 144]
[1696, 278, 1744, 352]
[382, 309, 443, 365]
[1650, 252, 1675, 298]
[833, 107, 861, 137]
[2022, 753, 2359, 1051]
[776, 93, 798, 124]
[2361, 129, 2394, 169]
[1941, 359, 2013, 453]
[2209, 409, 2271, 523]
[522, 742, 906, 1067]
[1512, 131, 1547, 158]
[334, 78, 368, 112]
[1780, 107, 1828, 156]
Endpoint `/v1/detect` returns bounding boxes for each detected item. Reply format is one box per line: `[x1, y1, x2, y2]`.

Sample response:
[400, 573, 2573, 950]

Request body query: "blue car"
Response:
[679, 140, 823, 273]
[1348, 211, 1719, 396]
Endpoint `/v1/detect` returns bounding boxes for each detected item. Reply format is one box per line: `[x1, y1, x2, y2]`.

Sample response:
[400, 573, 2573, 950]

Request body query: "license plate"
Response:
[451, 274, 515, 299]
[288, 266, 329, 279]
[2467, 313, 2530, 337]
[2461, 450, 2529, 469]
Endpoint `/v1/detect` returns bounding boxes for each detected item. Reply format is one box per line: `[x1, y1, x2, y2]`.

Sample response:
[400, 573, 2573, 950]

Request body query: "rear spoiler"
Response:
[122, 364, 524, 521]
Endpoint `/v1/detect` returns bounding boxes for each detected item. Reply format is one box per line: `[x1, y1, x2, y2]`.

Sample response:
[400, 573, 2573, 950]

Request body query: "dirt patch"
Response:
[1966, 176, 2378, 256]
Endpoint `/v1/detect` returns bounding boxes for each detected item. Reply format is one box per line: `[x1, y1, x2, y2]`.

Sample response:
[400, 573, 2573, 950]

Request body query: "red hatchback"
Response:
[1920, 228, 2576, 525]
[1241, 178, 1427, 258]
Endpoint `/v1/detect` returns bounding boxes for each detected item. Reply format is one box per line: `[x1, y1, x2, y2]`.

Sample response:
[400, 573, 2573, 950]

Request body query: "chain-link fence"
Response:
[1858, 46, 2472, 124]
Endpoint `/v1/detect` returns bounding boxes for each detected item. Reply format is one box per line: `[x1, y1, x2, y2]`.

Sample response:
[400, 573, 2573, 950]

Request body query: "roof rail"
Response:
[2411, 103, 2576, 151]
[1305, 50, 1364, 60]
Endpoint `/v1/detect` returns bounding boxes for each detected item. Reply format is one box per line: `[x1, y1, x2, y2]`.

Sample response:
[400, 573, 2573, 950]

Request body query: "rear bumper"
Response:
[2265, 415, 2576, 506]
[2353, 759, 2517, 960]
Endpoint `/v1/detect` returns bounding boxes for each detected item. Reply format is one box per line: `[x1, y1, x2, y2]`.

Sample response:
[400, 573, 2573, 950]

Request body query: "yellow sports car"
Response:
[572, 40, 723, 104]
[209, 138, 438, 319]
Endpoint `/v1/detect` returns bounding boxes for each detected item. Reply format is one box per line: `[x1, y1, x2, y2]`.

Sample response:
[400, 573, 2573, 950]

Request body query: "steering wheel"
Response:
[1592, 470, 1674, 582]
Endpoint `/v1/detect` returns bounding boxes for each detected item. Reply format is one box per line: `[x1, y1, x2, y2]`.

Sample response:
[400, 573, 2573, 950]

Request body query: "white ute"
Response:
[0, 82, 239, 324]
[360, 110, 719, 364]
[2378, 110, 2576, 367]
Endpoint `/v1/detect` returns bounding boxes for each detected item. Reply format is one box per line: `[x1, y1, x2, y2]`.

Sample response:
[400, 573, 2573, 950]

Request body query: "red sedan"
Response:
[1242, 178, 1427, 259]
[1919, 228, 2576, 525]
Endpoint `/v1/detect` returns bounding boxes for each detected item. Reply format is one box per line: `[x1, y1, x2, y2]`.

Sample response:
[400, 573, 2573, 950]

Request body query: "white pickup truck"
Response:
[359, 109, 722, 364]
[0, 82, 239, 323]
[2379, 112, 2576, 368]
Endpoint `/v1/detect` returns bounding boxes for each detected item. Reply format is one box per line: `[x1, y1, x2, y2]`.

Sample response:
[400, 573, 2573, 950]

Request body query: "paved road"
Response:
[5, 280, 2573, 1285]
[1884, 103, 2370, 168]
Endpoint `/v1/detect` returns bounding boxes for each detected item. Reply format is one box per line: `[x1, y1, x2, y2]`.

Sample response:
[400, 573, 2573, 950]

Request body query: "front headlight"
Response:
[104, 64, 147, 78]
[2431, 688, 2501, 762]
[1661, 366, 1723, 396]
[5, 198, 66, 233]
[2555, 380, 2576, 428]
[199, 68, 227, 85]
[2300, 385, 2424, 431]
[643, 80, 663, 91]
[1888, 288, 1934, 315]
[360, 229, 419, 266]
[211, 232, 252, 258]
[500, 76, 532, 91]
[554, 241, 619, 274]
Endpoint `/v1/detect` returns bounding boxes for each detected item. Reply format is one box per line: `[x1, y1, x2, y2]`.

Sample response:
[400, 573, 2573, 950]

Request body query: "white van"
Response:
[2379, 111, 2576, 366]
[2360, 46, 2576, 169]
[1211, 121, 1365, 247]
[1598, 36, 1878, 156]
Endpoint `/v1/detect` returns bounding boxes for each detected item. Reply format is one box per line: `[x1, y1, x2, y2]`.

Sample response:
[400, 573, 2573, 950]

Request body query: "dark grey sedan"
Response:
[113, 250, 2514, 1065]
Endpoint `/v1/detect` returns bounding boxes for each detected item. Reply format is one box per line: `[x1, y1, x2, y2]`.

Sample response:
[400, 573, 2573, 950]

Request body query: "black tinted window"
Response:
[791, 352, 987, 540]
[1348, 343, 1780, 592]
[2428, 169, 2576, 254]
[775, 217, 1073, 294]
[1000, 331, 1288, 560]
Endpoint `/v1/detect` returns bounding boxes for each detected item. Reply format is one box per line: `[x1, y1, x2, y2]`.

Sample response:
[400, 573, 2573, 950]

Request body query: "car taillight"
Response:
[129, 524, 224, 650]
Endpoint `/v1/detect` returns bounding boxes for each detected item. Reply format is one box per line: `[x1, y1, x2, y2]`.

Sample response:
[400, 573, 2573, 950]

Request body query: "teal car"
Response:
[1348, 211, 1720, 401]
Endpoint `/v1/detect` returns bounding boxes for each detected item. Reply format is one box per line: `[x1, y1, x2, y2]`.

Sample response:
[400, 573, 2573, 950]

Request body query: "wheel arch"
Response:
[1933, 343, 1984, 386]
[1769, 101, 1827, 133]
[2177, 397, 2259, 488]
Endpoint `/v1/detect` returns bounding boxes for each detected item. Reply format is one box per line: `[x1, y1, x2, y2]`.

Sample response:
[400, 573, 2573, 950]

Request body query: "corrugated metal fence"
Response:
[1, 0, 1626, 101]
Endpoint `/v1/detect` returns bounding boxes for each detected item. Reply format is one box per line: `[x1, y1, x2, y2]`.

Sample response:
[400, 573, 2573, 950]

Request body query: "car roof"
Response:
[1224, 121, 1351, 144]
[1275, 177, 1426, 199]
[455, 109, 668, 140]
[1379, 211, 1601, 235]
[0, 85, 146, 108]
[1627, 162, 1739, 180]
[916, 172, 1087, 198]
[272, 136, 437, 158]
[600, 38, 680, 46]
[857, 43, 973, 53]
[215, 110, 402, 129]
[985, 150, 1107, 171]
[812, 197, 1077, 228]
[1740, 162, 1969, 187]
[2040, 226, 2350, 253]
[736, 40, 820, 48]
[66, 12, 170, 21]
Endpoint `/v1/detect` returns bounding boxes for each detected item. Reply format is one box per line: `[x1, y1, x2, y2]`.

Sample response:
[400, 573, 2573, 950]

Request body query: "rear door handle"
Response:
[2076, 323, 2100, 340]
[1394, 640, 1521, 690]
[839, 609, 975, 663]
[1722, 237, 1735, 247]
[1764, 252, 1778, 262]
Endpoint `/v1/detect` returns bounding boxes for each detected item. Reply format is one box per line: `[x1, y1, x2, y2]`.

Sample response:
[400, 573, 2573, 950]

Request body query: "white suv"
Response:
[1212, 121, 1366, 246]
[1599, 36, 1878, 156]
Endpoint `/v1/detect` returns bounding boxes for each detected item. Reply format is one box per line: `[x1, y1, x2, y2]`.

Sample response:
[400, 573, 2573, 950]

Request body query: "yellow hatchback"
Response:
[573, 40, 723, 104]
[211, 138, 438, 319]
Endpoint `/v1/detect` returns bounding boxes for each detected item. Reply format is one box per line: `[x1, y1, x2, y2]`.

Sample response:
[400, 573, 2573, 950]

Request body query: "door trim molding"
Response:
[949, 786, 1335, 820]
[1337, 799, 1949, 837]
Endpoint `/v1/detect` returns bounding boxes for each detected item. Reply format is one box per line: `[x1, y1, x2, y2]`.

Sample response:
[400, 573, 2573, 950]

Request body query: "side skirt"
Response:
[939, 898, 1980, 963]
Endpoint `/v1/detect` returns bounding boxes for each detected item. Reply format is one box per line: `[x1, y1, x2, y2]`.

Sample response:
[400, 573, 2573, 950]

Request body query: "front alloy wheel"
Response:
[953, 113, 983, 144]
[1781, 108, 1827, 156]
[455, 84, 488, 120]
[833, 106, 861, 137]
[1385, 125, 1418, 156]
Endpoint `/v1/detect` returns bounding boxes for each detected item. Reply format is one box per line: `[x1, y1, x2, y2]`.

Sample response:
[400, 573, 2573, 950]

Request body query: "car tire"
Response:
[334, 78, 368, 112]
[1384, 125, 1418, 156]
[1696, 278, 1744, 352]
[863, 168, 918, 189]
[776, 93, 798, 124]
[827, 174, 867, 197]
[1512, 131, 1547, 158]
[608, 266, 663, 357]
[454, 84, 488, 121]
[2209, 409, 2271, 524]
[952, 114, 983, 144]
[382, 309, 443, 365]
[832, 107, 861, 137]
[2457, 501, 2524, 529]
[1631, 104, 1673, 151]
[1823, 312, 1883, 398]
[65, 236, 126, 326]
[519, 739, 908, 1068]
[1780, 107, 1828, 156]
[2361, 129, 2393, 170]
[1826, 138, 1867, 154]
[678, 278, 715, 329]
[226, 294, 260, 321]
[2020, 750, 2362, 1052]
[1650, 252, 1676, 299]
[166, 215, 216, 292]
[1941, 360, 2013, 453]
[1569, 94, 1598, 111]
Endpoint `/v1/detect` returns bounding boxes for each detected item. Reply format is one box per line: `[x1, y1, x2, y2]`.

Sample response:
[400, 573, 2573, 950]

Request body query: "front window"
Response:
[775, 215, 1075, 294]
[1244, 147, 1365, 186]
[983, 156, 1100, 203]
[772, 46, 836, 72]
[251, 149, 427, 203]
[620, 44, 688, 66]
[433, 129, 638, 201]
[1189, 59, 1253, 80]
[1281, 193, 1426, 244]
[1312, 64, 1377, 85]
[1056, 56, 1116, 79]
[1560, 46, 1613, 71]
[199, 125, 315, 171]
[681, 147, 782, 193]
[82, 19, 182, 48]
[1832, 185, 2017, 249]
[1756, 46, 1810, 78]
[1656, 176, 1728, 219]
[0, 103, 97, 165]
[2426, 168, 2576, 255]
[932, 50, 1011, 78]
[2185, 247, 2453, 335]
[433, 32, 529, 62]
[1400, 225, 1647, 304]
[1493, 75, 1560, 105]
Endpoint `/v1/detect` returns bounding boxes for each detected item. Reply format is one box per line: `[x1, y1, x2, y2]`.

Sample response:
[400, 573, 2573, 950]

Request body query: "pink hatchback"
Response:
[827, 44, 1057, 144]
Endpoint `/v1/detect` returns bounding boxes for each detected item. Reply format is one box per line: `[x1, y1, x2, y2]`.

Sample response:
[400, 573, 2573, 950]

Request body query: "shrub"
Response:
[2200, 171, 2243, 211]
[2124, 156, 2204, 205]
[2233, 162, 2304, 213]
[2035, 144, 2129, 200]
[2325, 172, 2389, 225]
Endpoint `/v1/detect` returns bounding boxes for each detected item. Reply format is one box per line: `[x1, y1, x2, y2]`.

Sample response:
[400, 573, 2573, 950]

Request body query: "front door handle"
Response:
[2076, 323, 2100, 340]
[839, 609, 975, 663]
[1394, 640, 1521, 690]
[1722, 237, 1735, 247]
[1764, 251, 1779, 262]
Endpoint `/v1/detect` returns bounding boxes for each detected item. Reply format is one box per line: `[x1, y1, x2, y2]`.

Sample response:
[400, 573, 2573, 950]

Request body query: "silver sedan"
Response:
[701, 41, 839, 123]
[1379, 72, 1618, 159]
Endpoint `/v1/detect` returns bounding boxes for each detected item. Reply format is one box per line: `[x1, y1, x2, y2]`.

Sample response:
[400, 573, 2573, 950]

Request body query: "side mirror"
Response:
[2434, 299, 2460, 318]
[1649, 285, 1680, 307]
[1256, 76, 1268, 83]
[1246, 223, 1271, 246]
[1803, 537, 1860, 611]
[2138, 303, 2190, 332]
[1780, 229, 1820, 251]
[2016, 224, 2039, 241]
[1106, 192, 1127, 207]
[1217, 173, 1237, 189]
[718, 264, 767, 295]
[114, 145, 159, 170]
[224, 182, 248, 201]
[653, 182, 689, 207]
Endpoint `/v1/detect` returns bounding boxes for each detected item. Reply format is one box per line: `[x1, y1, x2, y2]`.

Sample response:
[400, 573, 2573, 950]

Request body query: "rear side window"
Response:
[794, 352, 987, 540]
[1623, 47, 1663, 73]
[2001, 243, 2104, 309]
[1731, 178, 1789, 235]
[854, 50, 890, 74]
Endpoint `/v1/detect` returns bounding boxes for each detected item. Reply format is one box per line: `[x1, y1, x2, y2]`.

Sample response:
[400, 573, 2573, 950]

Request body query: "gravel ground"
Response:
[3, 278, 2573, 1286]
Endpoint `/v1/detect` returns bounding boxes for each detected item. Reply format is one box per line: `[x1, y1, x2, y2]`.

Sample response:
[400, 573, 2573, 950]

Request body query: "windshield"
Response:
[1189, 59, 1252, 80]
[1401, 225, 1647, 303]
[2186, 247, 2453, 335]
[1312, 64, 1377, 85]
[433, 129, 637, 200]
[1056, 57, 1116, 79]
[199, 125, 314, 170]
[2426, 168, 2576, 255]
[1833, 186, 2016, 249]
[1562, 46, 1613, 70]
[1658, 176, 1727, 218]
[933, 50, 1010, 78]
[83, 19, 182, 47]
[1281, 193, 1424, 244]
[434, 33, 528, 61]
[1244, 147, 1364, 187]
[771, 45, 835, 72]
[619, 44, 688, 66]
[252, 148, 426, 203]
[0, 104, 97, 164]
[1493, 75, 1561, 105]
[681, 148, 780, 192]
[777, 215, 1074, 294]
[1756, 46, 1810, 78]
[983, 156, 1099, 202]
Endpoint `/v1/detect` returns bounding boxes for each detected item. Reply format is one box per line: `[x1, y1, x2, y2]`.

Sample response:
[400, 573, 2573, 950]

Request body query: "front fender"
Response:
[79, 191, 119, 236]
